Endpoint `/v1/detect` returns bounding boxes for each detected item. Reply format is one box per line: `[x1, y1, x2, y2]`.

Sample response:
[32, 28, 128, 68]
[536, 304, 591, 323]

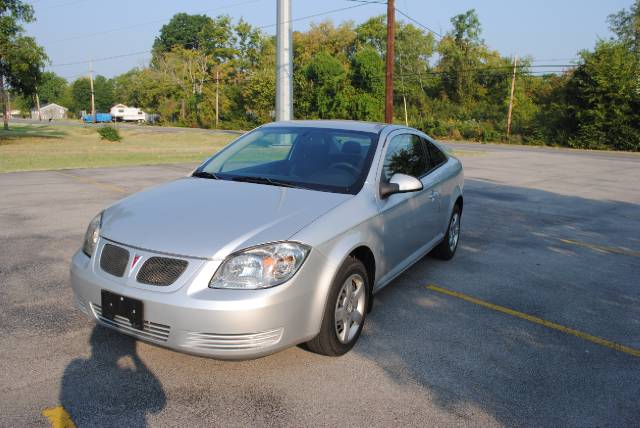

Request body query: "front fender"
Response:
[309, 229, 380, 331]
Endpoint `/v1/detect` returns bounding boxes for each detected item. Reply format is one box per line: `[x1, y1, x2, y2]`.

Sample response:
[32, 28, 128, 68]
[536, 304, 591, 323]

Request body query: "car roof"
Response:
[261, 120, 396, 134]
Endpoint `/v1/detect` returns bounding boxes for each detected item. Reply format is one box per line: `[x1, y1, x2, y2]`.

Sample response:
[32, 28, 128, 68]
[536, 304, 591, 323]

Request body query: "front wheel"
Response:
[430, 205, 461, 260]
[305, 257, 369, 356]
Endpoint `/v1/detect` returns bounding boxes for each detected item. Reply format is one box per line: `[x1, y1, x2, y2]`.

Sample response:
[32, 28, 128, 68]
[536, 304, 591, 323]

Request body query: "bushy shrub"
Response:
[420, 118, 503, 142]
[97, 126, 121, 142]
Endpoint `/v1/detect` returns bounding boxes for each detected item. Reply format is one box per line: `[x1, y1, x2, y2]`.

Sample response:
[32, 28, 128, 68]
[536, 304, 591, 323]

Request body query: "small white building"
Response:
[31, 103, 68, 120]
[110, 104, 147, 122]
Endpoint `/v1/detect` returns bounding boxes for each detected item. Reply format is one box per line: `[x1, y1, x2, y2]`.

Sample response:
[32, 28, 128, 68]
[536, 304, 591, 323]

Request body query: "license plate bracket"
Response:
[101, 290, 144, 330]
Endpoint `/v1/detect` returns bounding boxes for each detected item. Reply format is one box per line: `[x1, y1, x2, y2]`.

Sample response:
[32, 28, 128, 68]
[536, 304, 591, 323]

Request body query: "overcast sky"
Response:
[25, 0, 632, 80]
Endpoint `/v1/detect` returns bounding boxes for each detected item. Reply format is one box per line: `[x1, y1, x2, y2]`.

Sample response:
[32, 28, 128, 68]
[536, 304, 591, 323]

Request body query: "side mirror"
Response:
[380, 173, 423, 199]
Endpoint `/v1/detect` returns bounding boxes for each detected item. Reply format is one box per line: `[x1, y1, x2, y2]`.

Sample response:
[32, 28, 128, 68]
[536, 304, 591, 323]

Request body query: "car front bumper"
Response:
[70, 238, 331, 360]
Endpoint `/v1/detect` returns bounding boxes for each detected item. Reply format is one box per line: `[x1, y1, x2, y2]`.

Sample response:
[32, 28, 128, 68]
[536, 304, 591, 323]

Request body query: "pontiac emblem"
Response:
[130, 254, 142, 270]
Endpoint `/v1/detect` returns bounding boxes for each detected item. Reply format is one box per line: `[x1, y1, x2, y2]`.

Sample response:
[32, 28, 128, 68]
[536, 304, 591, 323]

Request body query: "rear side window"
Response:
[425, 139, 447, 169]
[382, 134, 429, 180]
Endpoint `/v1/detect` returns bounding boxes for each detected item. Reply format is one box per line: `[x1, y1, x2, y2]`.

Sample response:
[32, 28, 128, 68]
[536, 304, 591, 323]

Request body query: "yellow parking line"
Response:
[559, 239, 640, 258]
[42, 406, 76, 428]
[426, 284, 640, 358]
[57, 170, 128, 194]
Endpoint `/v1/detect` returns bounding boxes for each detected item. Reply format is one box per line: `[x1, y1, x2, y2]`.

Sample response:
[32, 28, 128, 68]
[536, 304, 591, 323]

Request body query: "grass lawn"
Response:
[0, 123, 236, 173]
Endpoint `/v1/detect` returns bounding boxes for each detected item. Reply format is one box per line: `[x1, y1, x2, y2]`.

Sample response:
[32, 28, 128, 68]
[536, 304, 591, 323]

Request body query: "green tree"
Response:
[38, 71, 68, 105]
[355, 15, 386, 54]
[235, 36, 275, 125]
[304, 51, 350, 119]
[155, 47, 216, 126]
[0, 0, 47, 129]
[112, 68, 144, 106]
[153, 13, 238, 64]
[560, 42, 638, 150]
[112, 68, 168, 110]
[93, 75, 114, 112]
[69, 75, 114, 114]
[533, 2, 640, 151]
[437, 9, 484, 104]
[608, 0, 640, 55]
[349, 46, 384, 121]
[234, 19, 264, 72]
[70, 77, 91, 114]
[354, 16, 434, 123]
[199, 15, 237, 62]
[153, 13, 212, 53]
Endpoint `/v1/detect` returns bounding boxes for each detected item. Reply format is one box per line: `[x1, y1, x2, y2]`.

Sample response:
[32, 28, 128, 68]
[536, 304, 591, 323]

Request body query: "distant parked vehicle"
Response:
[110, 104, 147, 123]
[82, 113, 113, 123]
[145, 113, 160, 124]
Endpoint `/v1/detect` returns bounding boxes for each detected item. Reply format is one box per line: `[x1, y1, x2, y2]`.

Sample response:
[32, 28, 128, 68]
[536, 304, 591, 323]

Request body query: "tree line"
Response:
[2, 1, 639, 151]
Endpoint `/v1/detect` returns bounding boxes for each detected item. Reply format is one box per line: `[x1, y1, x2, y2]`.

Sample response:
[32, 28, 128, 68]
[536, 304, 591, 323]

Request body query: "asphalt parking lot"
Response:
[1, 143, 639, 427]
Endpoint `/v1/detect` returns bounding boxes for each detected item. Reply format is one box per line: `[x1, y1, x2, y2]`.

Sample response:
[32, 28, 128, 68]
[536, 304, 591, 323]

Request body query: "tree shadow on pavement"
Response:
[59, 325, 166, 427]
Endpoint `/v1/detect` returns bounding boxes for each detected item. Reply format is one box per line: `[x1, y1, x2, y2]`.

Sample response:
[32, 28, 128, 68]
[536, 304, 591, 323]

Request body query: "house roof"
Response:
[40, 103, 68, 111]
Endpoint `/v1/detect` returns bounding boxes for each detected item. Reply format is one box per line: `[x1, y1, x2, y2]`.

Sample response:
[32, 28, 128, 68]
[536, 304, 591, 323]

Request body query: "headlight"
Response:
[210, 242, 310, 289]
[82, 212, 102, 257]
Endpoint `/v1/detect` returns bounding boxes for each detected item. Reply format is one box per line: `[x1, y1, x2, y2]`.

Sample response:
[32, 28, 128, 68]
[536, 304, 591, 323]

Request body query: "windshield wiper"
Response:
[231, 175, 303, 189]
[192, 170, 220, 180]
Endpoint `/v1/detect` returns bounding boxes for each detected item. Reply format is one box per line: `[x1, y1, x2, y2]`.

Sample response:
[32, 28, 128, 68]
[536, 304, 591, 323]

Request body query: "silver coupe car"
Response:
[70, 120, 464, 359]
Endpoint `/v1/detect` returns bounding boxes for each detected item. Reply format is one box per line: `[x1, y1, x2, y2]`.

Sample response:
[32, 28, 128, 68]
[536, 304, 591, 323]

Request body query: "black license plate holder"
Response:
[101, 290, 144, 330]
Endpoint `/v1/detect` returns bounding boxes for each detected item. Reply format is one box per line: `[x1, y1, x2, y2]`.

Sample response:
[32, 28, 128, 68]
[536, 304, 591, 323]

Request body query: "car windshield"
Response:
[196, 126, 380, 194]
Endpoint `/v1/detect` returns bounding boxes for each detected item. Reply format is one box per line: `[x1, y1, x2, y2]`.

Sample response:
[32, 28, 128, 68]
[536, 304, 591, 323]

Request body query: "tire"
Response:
[430, 204, 462, 260]
[305, 257, 369, 356]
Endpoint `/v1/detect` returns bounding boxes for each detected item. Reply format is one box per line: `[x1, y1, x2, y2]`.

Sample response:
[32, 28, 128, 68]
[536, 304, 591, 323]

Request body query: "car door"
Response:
[375, 131, 441, 281]
[422, 136, 451, 235]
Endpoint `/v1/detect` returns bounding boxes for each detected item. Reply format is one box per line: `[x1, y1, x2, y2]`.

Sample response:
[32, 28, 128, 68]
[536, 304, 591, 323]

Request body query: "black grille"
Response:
[100, 244, 129, 277]
[137, 257, 188, 286]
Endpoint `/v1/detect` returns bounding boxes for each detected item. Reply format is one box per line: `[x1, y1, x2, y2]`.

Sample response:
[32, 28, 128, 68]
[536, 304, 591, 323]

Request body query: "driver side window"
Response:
[382, 134, 428, 181]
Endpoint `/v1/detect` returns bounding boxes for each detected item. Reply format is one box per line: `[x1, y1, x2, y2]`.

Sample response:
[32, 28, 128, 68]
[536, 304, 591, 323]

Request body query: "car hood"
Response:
[101, 178, 350, 259]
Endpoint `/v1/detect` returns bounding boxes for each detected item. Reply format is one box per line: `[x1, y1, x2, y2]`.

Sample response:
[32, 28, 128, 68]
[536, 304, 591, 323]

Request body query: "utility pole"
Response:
[1, 76, 8, 130]
[385, 0, 395, 124]
[6, 91, 11, 125]
[35, 92, 42, 121]
[506, 54, 518, 139]
[215, 69, 219, 128]
[402, 95, 408, 126]
[89, 60, 96, 123]
[399, 49, 408, 126]
[275, 0, 293, 121]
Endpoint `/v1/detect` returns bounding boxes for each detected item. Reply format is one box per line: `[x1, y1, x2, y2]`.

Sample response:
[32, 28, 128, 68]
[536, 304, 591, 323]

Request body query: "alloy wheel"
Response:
[449, 212, 460, 252]
[334, 273, 366, 344]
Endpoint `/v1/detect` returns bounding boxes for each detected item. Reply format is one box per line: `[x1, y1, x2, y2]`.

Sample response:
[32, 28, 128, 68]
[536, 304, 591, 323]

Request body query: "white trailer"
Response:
[110, 104, 147, 123]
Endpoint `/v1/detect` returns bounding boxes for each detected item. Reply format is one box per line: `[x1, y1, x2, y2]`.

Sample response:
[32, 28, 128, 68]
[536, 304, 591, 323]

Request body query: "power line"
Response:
[50, 50, 150, 68]
[531, 57, 580, 63]
[345, 0, 443, 39]
[344, 0, 387, 5]
[48, 2, 373, 69]
[395, 8, 442, 39]
[364, 66, 575, 82]
[36, 0, 91, 10]
[46, 0, 266, 45]
[48, 0, 370, 45]
[257, 2, 371, 30]
[392, 64, 576, 77]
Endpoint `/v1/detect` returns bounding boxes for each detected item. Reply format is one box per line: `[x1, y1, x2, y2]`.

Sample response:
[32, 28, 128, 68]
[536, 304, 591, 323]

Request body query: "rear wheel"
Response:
[305, 257, 368, 356]
[430, 205, 461, 260]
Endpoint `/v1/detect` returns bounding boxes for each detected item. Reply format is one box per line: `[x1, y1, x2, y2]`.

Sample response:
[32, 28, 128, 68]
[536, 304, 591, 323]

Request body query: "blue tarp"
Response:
[82, 113, 112, 123]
